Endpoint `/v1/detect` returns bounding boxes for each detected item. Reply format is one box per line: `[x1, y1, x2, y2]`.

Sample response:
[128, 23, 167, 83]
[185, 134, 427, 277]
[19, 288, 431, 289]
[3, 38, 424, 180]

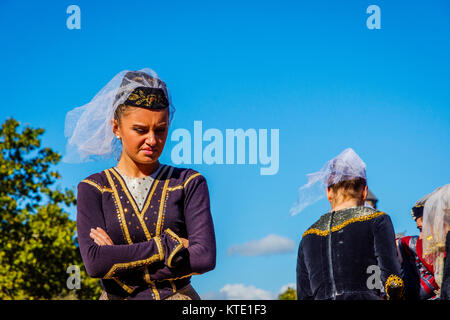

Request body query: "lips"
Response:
[141, 147, 156, 155]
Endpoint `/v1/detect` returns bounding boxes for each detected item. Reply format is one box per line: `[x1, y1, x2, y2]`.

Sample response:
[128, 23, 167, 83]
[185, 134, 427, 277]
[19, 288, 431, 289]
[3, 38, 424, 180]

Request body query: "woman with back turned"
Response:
[293, 148, 403, 300]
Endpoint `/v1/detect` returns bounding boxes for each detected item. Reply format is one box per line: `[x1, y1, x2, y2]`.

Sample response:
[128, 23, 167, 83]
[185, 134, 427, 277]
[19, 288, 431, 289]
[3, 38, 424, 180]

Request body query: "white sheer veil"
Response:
[290, 148, 367, 216]
[63, 68, 174, 163]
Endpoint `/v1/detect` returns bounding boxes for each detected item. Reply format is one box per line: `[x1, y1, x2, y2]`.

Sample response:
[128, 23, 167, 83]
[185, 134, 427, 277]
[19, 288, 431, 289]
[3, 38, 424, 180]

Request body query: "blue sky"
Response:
[1, 0, 449, 299]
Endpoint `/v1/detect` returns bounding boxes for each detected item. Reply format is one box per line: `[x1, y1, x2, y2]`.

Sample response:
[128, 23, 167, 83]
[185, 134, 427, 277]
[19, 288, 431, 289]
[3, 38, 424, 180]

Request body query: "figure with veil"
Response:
[396, 190, 441, 300]
[64, 69, 216, 300]
[293, 148, 404, 300]
[421, 184, 450, 299]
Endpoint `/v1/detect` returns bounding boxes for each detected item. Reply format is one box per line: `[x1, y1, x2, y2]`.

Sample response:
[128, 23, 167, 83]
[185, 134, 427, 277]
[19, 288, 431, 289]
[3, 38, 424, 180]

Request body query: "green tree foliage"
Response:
[0, 118, 101, 299]
[278, 286, 297, 300]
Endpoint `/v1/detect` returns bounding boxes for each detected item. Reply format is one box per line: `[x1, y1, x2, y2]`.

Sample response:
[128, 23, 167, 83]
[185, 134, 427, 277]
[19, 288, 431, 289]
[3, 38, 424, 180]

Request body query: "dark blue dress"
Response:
[296, 206, 404, 300]
[76, 165, 216, 299]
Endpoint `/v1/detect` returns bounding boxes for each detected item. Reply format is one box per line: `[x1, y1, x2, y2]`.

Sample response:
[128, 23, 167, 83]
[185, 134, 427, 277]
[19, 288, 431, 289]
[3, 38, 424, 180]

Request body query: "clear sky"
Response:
[1, 0, 449, 299]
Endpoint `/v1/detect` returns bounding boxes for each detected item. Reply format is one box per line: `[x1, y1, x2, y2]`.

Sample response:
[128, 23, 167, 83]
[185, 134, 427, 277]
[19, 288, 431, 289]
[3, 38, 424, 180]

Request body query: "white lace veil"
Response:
[63, 68, 175, 163]
[290, 148, 367, 216]
[422, 184, 450, 288]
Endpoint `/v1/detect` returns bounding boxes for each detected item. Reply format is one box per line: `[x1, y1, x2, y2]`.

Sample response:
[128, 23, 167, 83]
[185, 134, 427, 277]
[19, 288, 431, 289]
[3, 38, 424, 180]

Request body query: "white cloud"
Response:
[202, 283, 298, 300]
[227, 234, 296, 256]
[202, 284, 276, 300]
[278, 283, 296, 294]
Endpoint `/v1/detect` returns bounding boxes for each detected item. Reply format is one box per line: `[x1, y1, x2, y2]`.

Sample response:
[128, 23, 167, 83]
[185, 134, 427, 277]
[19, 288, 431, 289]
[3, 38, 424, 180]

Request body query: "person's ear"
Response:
[362, 185, 368, 202]
[111, 119, 120, 137]
[326, 187, 333, 202]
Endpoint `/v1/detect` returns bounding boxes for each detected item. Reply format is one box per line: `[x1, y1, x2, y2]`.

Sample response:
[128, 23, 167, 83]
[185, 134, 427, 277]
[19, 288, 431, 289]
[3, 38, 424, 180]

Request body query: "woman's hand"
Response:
[90, 227, 114, 246]
[180, 238, 189, 248]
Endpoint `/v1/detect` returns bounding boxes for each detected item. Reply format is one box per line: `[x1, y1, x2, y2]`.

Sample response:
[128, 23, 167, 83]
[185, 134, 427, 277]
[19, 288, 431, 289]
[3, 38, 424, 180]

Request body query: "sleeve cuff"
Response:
[161, 228, 186, 268]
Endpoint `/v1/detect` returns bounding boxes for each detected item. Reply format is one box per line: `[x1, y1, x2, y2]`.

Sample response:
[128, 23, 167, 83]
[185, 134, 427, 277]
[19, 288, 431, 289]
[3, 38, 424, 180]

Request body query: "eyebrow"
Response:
[131, 122, 168, 127]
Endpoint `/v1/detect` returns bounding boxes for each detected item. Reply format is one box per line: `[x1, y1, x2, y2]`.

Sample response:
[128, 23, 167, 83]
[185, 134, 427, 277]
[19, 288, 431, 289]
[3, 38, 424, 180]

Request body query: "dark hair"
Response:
[328, 177, 367, 200]
[114, 103, 136, 124]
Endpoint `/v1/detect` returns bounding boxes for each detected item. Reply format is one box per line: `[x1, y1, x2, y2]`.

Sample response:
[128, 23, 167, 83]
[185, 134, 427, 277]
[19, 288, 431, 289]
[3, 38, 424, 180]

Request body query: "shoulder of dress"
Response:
[302, 208, 387, 238]
[302, 212, 332, 238]
[334, 207, 388, 229]
[78, 171, 112, 193]
[164, 166, 205, 191]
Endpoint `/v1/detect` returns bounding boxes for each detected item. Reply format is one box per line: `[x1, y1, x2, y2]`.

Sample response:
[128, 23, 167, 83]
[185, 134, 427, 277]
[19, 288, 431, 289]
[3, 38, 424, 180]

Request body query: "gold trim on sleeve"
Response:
[165, 228, 184, 268]
[169, 280, 176, 293]
[112, 277, 135, 294]
[154, 233, 164, 261]
[156, 273, 201, 282]
[103, 251, 162, 279]
[144, 267, 151, 284]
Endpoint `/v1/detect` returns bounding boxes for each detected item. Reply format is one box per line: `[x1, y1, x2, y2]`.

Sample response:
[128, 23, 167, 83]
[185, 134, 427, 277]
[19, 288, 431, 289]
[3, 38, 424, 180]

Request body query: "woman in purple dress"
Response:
[64, 69, 216, 300]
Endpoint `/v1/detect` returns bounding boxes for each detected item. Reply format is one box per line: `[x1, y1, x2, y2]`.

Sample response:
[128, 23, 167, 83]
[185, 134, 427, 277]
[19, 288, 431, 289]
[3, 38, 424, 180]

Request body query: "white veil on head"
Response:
[422, 184, 450, 288]
[63, 68, 175, 163]
[290, 148, 367, 216]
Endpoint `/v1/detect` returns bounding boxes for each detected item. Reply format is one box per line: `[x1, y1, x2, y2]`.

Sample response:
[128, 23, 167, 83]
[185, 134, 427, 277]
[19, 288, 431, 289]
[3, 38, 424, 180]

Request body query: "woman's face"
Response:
[113, 107, 169, 166]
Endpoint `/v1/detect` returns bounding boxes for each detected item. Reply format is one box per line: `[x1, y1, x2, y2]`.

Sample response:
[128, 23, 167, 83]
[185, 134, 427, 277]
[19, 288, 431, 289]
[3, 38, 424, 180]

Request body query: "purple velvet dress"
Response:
[76, 164, 216, 300]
